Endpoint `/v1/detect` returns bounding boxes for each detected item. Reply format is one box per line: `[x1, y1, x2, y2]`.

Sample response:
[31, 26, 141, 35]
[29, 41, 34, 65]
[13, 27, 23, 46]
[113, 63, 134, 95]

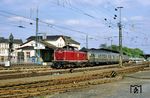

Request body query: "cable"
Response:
[0, 9, 114, 42]
[51, 0, 116, 28]
[39, 19, 87, 35]
[0, 9, 87, 35]
[1, 9, 149, 49]
[0, 8, 120, 40]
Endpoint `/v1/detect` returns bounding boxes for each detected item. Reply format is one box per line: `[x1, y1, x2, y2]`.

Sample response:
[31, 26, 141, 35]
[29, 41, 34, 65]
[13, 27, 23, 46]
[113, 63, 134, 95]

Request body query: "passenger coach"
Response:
[86, 48, 129, 65]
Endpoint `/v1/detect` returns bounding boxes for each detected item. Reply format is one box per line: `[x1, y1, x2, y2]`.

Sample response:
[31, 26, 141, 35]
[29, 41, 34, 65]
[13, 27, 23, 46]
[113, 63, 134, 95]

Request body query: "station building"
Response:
[18, 35, 80, 65]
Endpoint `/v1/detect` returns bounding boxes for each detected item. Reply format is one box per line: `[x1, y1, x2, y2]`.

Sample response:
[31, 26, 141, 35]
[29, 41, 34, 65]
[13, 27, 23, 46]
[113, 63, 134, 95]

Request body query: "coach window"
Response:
[102, 55, 105, 59]
[112, 55, 114, 59]
[101, 54, 104, 58]
[116, 55, 119, 60]
[98, 54, 101, 58]
[114, 55, 116, 60]
[108, 55, 111, 59]
[91, 54, 95, 57]
[105, 55, 108, 59]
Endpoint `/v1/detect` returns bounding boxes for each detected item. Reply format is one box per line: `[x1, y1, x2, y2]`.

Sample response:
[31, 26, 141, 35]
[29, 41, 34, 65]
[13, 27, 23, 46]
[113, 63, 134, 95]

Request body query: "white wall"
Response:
[46, 37, 65, 48]
[69, 44, 80, 50]
[46, 37, 80, 49]
[0, 43, 21, 62]
[21, 40, 45, 49]
[22, 50, 35, 62]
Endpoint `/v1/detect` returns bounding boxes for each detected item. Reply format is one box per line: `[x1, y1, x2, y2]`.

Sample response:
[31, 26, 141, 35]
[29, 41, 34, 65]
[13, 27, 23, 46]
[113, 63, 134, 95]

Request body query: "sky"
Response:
[0, 0, 150, 53]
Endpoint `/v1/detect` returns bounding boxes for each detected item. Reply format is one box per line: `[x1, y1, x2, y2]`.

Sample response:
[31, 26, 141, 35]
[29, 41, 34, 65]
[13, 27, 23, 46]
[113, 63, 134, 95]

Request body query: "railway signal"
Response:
[7, 33, 14, 67]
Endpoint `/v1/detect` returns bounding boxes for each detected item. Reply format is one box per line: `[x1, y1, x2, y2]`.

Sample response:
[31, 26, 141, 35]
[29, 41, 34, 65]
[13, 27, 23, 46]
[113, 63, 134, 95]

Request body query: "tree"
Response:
[80, 47, 87, 51]
[99, 44, 107, 48]
[100, 44, 144, 57]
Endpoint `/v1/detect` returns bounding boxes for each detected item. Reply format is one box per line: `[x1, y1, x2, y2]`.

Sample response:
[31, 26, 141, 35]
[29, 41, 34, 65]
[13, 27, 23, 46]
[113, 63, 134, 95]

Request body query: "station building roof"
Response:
[19, 40, 57, 50]
[27, 35, 80, 45]
[0, 37, 23, 44]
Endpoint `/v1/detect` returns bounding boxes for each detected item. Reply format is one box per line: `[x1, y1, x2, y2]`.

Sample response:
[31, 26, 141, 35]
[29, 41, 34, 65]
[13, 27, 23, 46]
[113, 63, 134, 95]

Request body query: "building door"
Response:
[41, 49, 54, 62]
[17, 52, 24, 63]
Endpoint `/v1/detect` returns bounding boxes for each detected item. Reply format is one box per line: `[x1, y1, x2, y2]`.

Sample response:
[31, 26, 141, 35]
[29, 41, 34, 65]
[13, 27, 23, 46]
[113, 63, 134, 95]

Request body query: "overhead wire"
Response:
[0, 9, 105, 45]
[0, 9, 87, 35]
[0, 9, 146, 44]
[104, 0, 150, 47]
[106, 0, 147, 35]
[51, 0, 115, 28]
[0, 9, 109, 43]
[0, 6, 149, 49]
[0, 1, 121, 39]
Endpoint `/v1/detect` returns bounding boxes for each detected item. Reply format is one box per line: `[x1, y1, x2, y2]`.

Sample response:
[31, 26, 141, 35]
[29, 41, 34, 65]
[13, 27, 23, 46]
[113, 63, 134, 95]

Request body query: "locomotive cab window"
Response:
[63, 45, 78, 51]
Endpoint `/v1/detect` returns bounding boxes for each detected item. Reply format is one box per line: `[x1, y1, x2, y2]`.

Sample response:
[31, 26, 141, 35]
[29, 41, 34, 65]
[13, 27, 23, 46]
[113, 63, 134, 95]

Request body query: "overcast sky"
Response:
[0, 0, 150, 53]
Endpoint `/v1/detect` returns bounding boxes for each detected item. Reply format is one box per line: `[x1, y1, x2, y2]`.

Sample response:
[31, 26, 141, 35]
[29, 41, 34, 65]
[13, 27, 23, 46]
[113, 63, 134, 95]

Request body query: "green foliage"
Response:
[99, 44, 107, 48]
[104, 45, 144, 57]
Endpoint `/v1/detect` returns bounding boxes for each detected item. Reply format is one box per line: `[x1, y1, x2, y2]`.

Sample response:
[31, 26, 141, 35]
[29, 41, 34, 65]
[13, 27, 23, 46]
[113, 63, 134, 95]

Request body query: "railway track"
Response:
[0, 77, 122, 98]
[0, 64, 121, 80]
[0, 64, 51, 70]
[0, 64, 148, 98]
[0, 62, 148, 80]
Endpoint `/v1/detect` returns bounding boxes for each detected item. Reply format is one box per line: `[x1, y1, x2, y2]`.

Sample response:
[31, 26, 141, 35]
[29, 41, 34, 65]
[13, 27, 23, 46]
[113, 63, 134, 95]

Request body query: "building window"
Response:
[5, 44, 6, 48]
[26, 52, 30, 58]
[1, 57, 4, 62]
[1, 49, 4, 54]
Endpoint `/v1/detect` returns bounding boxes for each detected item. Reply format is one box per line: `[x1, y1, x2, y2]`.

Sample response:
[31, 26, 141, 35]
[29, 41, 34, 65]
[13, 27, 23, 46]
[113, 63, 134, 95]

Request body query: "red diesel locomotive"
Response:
[53, 46, 87, 68]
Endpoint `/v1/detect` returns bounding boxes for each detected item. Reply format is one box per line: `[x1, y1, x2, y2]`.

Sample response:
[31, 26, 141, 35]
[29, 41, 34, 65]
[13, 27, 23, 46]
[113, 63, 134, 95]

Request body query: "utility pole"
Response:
[117, 7, 123, 67]
[111, 38, 113, 49]
[104, 7, 124, 67]
[35, 8, 39, 64]
[86, 34, 88, 49]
